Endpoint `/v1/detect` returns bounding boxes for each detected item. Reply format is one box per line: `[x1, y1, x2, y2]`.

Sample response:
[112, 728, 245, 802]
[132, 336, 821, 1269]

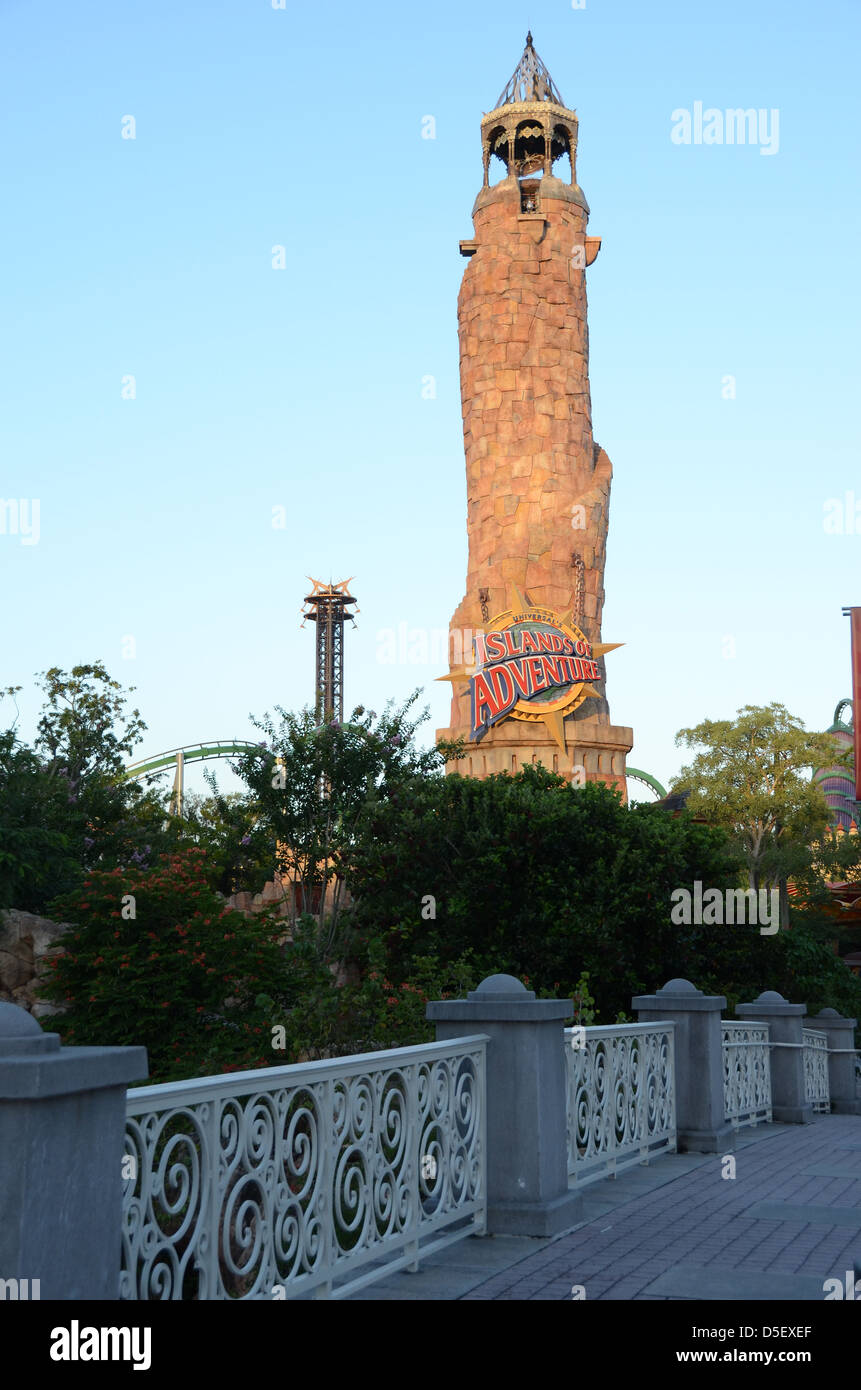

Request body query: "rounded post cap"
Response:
[0, 1001, 60, 1055]
[468, 972, 535, 1001]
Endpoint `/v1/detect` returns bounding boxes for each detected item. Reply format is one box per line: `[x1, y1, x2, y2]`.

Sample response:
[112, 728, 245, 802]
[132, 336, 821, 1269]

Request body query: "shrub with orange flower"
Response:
[39, 849, 307, 1083]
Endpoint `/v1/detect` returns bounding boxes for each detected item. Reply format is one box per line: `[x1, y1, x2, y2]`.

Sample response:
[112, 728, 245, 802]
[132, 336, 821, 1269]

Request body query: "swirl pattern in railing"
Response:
[802, 1028, 831, 1113]
[722, 1022, 772, 1127]
[564, 1024, 676, 1185]
[122, 1038, 486, 1300]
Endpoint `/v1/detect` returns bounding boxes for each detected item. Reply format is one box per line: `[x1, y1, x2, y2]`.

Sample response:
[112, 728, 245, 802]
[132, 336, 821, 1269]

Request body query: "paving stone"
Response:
[746, 1202, 861, 1228]
[801, 1165, 861, 1179]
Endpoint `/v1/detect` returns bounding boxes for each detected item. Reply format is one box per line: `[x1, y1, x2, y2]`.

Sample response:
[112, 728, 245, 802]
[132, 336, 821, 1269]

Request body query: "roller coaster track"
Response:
[126, 741, 668, 814]
[124, 740, 266, 816]
[830, 698, 854, 734]
[816, 699, 856, 829]
[625, 767, 667, 801]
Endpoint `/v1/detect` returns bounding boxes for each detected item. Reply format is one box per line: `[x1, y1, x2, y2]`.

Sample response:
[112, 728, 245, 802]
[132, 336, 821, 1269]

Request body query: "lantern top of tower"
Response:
[495, 32, 566, 109]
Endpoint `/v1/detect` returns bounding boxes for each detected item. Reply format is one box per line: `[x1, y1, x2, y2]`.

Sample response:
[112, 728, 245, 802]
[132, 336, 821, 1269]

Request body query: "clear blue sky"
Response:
[1, 0, 859, 801]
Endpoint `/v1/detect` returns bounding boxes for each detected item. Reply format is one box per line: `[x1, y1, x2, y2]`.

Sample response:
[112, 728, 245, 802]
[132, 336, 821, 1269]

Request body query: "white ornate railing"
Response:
[802, 1028, 831, 1113]
[121, 1036, 487, 1300]
[564, 1023, 676, 1186]
[722, 1021, 772, 1127]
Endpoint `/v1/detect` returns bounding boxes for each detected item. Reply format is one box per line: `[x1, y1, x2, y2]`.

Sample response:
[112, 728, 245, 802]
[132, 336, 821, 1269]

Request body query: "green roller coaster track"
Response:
[828, 698, 854, 735]
[125, 740, 668, 814]
[124, 741, 266, 816]
[625, 767, 667, 800]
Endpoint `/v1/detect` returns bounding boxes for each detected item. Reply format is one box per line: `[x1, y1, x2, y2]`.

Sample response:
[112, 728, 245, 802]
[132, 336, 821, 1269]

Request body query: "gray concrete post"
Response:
[736, 990, 812, 1124]
[0, 1002, 148, 1299]
[632, 978, 735, 1153]
[426, 973, 583, 1237]
[804, 1008, 860, 1115]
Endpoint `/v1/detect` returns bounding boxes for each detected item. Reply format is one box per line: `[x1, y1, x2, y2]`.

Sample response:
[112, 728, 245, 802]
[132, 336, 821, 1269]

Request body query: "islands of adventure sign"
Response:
[451, 592, 621, 751]
[470, 605, 596, 744]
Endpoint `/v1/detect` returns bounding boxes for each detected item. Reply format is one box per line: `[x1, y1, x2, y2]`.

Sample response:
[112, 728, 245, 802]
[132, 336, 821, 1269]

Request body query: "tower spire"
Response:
[495, 32, 565, 108]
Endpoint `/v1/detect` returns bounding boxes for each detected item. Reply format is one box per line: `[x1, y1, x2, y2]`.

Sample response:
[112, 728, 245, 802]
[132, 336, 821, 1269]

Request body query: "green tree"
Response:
[35, 662, 147, 795]
[32, 662, 175, 877]
[671, 703, 837, 928]
[345, 765, 744, 1022]
[0, 667, 174, 910]
[174, 789, 274, 897]
[771, 917, 861, 1022]
[39, 849, 327, 1082]
[0, 727, 80, 910]
[38, 847, 481, 1074]
[231, 692, 461, 959]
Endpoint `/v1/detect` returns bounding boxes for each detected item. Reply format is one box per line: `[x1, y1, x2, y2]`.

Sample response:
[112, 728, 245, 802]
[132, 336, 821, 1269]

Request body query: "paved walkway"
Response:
[348, 1113, 861, 1300]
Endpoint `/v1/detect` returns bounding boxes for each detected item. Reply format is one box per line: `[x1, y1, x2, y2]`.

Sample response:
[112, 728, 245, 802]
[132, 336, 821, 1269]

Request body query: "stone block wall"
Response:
[449, 178, 609, 648]
[440, 174, 631, 785]
[0, 909, 69, 1019]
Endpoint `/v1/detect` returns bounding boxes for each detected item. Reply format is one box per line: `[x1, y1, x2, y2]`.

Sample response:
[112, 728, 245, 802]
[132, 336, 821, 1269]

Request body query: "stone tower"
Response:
[437, 35, 633, 794]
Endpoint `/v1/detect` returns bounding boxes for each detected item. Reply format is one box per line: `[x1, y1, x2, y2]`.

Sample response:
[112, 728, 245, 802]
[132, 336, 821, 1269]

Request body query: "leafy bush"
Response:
[40, 849, 315, 1083]
[774, 918, 861, 1024]
[37, 848, 483, 1079]
[346, 765, 746, 1020]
